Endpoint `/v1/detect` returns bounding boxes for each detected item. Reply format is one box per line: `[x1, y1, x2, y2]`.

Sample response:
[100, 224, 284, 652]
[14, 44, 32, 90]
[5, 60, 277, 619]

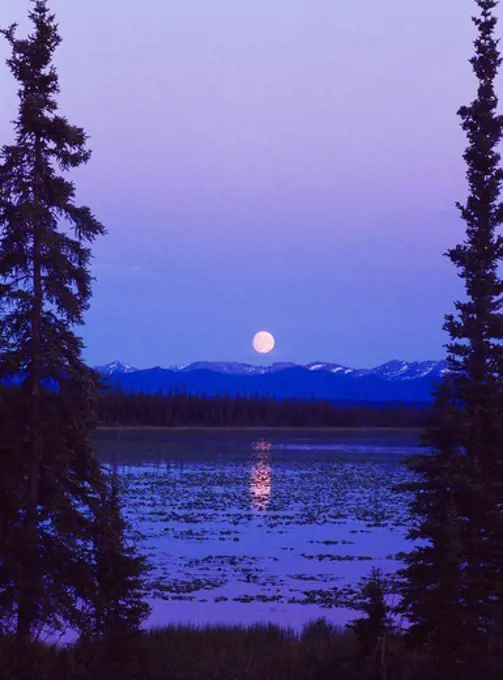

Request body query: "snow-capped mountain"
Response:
[306, 362, 356, 375]
[178, 362, 263, 374]
[369, 360, 447, 381]
[97, 359, 446, 379]
[178, 362, 302, 375]
[96, 359, 447, 402]
[96, 360, 137, 376]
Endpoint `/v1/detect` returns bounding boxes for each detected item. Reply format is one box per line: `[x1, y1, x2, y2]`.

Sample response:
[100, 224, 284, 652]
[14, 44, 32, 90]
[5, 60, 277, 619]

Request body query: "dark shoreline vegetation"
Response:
[2, 622, 501, 680]
[96, 391, 434, 429]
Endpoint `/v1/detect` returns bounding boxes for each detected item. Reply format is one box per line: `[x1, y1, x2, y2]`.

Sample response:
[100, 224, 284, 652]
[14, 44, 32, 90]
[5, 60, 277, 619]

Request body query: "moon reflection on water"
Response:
[250, 439, 272, 511]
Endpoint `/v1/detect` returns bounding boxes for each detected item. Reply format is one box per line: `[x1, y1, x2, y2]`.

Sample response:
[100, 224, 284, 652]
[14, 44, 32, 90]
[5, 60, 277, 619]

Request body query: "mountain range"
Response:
[96, 359, 448, 403]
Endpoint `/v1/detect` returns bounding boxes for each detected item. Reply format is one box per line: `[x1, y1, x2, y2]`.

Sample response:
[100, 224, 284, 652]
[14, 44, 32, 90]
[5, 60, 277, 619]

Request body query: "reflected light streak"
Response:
[250, 439, 272, 511]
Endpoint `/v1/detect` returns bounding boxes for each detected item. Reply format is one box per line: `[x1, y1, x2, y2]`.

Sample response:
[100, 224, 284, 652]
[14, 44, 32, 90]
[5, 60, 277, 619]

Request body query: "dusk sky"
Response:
[1, 0, 497, 369]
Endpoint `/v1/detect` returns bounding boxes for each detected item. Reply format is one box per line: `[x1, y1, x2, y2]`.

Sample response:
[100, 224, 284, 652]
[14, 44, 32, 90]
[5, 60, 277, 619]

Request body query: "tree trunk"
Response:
[16, 144, 43, 644]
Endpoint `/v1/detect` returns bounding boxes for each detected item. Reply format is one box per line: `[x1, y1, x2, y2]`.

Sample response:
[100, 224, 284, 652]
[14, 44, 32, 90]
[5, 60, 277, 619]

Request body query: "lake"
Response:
[93, 428, 422, 630]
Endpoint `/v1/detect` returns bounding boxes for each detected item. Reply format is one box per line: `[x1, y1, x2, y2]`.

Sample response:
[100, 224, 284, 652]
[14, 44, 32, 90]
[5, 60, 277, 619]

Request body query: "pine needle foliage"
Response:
[0, 1, 148, 644]
[81, 468, 151, 641]
[400, 0, 503, 666]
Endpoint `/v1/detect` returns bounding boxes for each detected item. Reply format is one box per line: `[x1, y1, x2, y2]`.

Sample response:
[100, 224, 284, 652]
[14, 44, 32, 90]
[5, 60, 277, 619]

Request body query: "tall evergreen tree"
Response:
[0, 0, 117, 643]
[400, 0, 503, 665]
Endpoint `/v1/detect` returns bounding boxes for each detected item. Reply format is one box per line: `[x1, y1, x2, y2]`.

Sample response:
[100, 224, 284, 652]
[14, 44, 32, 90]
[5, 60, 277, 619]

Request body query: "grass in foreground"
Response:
[2, 619, 501, 680]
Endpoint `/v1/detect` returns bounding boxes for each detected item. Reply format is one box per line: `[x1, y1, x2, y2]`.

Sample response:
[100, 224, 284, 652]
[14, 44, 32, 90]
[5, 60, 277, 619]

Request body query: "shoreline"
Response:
[95, 425, 422, 433]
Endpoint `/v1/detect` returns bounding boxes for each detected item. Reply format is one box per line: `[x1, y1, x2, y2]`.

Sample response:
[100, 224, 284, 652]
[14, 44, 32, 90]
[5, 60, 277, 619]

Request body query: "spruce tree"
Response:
[81, 468, 151, 641]
[348, 568, 394, 659]
[0, 0, 114, 643]
[400, 0, 503, 665]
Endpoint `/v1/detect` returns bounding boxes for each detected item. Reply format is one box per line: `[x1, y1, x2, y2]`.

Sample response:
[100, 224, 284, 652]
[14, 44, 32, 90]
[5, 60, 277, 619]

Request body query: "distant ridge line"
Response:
[95, 359, 447, 403]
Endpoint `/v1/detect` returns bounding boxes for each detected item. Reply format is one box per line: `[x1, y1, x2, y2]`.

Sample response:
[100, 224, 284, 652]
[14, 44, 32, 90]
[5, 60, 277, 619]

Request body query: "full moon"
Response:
[252, 331, 275, 354]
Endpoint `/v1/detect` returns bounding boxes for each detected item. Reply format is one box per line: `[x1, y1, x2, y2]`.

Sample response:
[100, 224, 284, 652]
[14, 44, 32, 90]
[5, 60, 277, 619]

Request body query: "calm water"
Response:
[93, 429, 421, 629]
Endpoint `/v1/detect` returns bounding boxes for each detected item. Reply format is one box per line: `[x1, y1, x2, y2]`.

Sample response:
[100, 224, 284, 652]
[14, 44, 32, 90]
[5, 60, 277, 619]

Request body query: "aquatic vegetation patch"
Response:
[301, 553, 374, 562]
[152, 576, 226, 598]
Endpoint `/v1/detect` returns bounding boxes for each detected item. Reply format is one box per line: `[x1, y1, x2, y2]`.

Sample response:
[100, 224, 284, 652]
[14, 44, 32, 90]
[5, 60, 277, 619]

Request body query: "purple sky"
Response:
[1, 0, 498, 368]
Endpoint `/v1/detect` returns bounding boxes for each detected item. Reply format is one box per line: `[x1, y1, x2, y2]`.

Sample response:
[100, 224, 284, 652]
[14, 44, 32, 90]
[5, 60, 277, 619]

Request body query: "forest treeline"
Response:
[96, 390, 433, 428]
